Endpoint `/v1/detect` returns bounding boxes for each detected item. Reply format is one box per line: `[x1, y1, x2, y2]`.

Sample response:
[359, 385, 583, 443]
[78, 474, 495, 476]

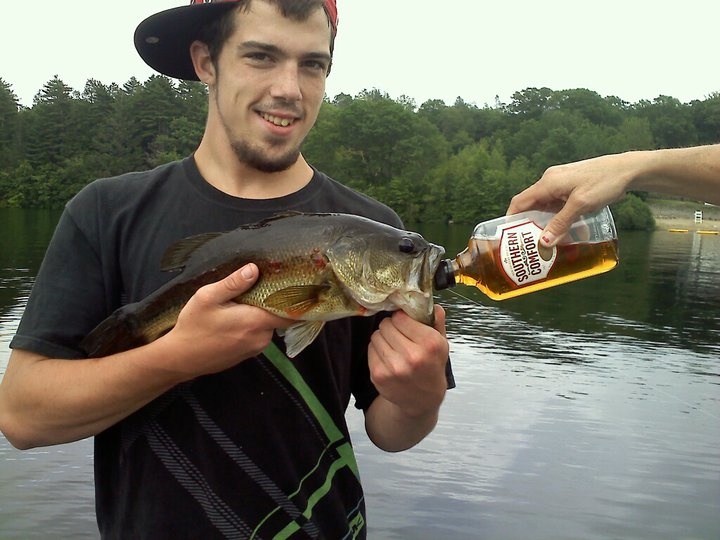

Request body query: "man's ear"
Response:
[190, 40, 216, 84]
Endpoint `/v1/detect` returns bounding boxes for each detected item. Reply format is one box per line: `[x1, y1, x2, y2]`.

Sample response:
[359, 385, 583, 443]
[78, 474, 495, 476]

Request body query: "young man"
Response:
[0, 1, 453, 538]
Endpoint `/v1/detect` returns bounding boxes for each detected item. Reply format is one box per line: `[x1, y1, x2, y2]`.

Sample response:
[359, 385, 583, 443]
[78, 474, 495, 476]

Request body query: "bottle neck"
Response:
[433, 259, 457, 290]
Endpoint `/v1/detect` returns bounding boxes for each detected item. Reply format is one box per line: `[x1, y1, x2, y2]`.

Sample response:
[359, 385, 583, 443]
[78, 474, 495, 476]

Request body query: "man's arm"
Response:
[0, 264, 291, 449]
[363, 306, 449, 452]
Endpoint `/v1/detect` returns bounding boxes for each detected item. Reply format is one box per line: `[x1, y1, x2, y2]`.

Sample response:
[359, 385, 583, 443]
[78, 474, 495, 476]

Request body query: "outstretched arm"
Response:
[507, 144, 720, 247]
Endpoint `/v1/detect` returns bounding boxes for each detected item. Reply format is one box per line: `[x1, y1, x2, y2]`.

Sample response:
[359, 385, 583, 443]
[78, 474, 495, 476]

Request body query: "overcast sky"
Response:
[3, 0, 719, 108]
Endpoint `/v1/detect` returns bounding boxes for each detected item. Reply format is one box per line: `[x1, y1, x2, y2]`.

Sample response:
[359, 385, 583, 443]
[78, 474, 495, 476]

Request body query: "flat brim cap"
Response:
[134, 2, 237, 81]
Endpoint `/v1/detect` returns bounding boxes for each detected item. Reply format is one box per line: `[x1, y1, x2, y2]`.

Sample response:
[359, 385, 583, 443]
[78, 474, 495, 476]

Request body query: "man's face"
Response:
[211, 1, 332, 172]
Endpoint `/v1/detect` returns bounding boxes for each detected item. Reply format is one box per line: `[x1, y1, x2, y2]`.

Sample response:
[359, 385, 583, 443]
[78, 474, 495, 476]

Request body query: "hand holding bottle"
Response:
[508, 145, 720, 247]
[507, 157, 629, 248]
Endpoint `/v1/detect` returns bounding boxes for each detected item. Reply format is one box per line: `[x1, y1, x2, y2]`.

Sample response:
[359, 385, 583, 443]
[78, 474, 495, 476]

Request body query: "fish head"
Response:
[326, 225, 445, 325]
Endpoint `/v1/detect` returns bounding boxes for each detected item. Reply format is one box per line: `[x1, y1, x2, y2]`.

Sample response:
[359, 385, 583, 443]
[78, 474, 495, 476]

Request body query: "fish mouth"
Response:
[426, 242, 445, 282]
[389, 242, 445, 325]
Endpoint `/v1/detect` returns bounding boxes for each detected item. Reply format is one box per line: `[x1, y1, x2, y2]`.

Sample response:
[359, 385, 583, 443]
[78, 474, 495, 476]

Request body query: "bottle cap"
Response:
[433, 259, 455, 290]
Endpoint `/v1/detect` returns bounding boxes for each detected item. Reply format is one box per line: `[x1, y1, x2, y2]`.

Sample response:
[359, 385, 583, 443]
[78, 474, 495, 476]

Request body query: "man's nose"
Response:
[270, 64, 302, 102]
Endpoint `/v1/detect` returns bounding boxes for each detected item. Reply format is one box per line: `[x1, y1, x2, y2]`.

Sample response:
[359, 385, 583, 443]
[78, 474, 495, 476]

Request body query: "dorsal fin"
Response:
[250, 211, 341, 228]
[160, 232, 224, 271]
[159, 212, 331, 271]
[245, 211, 312, 229]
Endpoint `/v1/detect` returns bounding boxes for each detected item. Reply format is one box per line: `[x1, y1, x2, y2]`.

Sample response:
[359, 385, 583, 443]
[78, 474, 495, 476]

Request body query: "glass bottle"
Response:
[433, 207, 619, 300]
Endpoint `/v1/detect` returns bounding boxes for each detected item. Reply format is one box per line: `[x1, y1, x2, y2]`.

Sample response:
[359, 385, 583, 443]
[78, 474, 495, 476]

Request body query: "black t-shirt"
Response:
[11, 157, 432, 539]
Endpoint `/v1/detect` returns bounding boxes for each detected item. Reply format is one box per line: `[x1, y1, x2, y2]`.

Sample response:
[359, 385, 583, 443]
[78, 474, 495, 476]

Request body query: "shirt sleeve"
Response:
[10, 187, 118, 359]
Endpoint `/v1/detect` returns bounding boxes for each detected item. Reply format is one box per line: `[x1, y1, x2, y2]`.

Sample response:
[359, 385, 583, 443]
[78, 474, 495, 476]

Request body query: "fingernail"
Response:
[540, 232, 556, 248]
[240, 264, 255, 280]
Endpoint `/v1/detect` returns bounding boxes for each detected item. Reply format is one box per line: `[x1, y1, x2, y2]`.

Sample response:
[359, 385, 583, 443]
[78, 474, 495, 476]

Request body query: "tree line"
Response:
[1, 75, 718, 228]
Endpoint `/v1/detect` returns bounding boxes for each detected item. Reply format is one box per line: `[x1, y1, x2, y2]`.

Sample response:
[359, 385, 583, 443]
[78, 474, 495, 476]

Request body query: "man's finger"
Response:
[200, 263, 259, 304]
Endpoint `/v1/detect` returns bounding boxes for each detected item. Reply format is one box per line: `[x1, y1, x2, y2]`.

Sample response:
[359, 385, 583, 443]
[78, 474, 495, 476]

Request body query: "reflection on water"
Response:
[1, 213, 719, 539]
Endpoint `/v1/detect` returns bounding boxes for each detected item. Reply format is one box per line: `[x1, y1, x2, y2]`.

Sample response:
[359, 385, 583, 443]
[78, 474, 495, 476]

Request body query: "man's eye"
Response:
[246, 53, 272, 63]
[304, 60, 328, 72]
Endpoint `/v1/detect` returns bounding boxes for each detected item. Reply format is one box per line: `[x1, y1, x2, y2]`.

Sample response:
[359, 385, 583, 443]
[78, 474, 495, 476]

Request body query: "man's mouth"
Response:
[260, 112, 296, 127]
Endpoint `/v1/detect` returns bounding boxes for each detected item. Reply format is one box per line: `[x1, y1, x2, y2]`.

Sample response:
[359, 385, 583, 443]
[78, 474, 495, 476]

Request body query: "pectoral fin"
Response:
[280, 321, 326, 358]
[264, 285, 330, 317]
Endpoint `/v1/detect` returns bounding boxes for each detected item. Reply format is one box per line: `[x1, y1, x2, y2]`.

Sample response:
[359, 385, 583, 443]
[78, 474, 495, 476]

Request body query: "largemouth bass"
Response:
[80, 212, 444, 358]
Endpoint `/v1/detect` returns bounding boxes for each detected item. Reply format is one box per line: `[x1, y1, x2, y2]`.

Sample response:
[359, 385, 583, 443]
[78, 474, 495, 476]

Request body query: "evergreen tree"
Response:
[0, 78, 21, 170]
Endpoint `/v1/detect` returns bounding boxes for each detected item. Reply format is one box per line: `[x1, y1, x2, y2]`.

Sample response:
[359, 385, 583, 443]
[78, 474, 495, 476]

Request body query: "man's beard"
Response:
[230, 138, 300, 173]
[215, 86, 303, 173]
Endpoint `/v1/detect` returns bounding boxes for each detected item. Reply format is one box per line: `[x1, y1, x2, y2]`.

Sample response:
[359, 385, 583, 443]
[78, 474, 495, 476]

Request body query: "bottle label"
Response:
[497, 220, 556, 287]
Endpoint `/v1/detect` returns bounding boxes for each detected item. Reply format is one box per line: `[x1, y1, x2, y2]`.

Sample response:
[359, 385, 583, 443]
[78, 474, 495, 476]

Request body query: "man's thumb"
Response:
[217, 263, 259, 300]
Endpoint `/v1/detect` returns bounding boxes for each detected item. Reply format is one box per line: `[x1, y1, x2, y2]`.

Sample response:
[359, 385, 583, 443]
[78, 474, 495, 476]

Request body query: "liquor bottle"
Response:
[433, 207, 619, 300]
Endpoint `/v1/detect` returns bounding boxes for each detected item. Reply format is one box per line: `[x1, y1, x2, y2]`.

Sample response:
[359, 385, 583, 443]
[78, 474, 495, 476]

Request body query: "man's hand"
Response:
[159, 263, 294, 380]
[365, 305, 449, 452]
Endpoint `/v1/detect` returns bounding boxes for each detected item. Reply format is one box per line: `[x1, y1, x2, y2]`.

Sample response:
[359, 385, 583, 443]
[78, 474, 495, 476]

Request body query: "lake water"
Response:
[1, 209, 718, 539]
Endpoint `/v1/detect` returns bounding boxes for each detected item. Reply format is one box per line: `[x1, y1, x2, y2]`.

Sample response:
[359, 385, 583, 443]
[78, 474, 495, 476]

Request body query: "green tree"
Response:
[606, 117, 655, 152]
[611, 193, 655, 231]
[428, 142, 518, 223]
[418, 98, 503, 153]
[0, 78, 21, 169]
[548, 89, 625, 126]
[690, 92, 720, 145]
[305, 91, 448, 192]
[130, 75, 180, 160]
[90, 88, 145, 175]
[633, 95, 696, 148]
[24, 76, 79, 165]
[505, 87, 555, 119]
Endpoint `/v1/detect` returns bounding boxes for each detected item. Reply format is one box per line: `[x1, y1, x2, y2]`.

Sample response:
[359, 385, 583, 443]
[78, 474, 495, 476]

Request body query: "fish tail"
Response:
[80, 309, 149, 358]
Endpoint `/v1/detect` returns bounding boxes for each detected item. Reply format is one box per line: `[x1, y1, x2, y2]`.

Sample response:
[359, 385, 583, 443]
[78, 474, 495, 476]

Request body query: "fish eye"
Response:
[398, 237, 417, 254]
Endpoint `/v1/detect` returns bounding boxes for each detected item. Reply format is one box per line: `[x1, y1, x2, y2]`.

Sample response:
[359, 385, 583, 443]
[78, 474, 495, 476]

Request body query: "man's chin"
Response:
[231, 144, 300, 173]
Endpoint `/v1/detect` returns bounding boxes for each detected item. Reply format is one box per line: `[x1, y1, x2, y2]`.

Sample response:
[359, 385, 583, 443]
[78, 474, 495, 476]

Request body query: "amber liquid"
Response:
[451, 237, 619, 300]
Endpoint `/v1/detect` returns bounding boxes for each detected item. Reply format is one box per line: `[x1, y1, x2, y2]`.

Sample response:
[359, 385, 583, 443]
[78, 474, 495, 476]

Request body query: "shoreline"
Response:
[648, 200, 719, 232]
[652, 215, 719, 232]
